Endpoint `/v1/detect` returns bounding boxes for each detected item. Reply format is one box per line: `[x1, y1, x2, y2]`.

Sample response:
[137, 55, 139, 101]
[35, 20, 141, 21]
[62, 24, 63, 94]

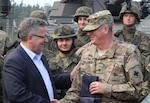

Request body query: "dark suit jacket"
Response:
[2, 45, 71, 103]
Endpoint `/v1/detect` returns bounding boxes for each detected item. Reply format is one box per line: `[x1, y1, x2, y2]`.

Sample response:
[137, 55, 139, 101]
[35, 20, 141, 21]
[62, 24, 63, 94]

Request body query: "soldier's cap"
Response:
[30, 10, 49, 25]
[52, 25, 77, 40]
[83, 10, 113, 32]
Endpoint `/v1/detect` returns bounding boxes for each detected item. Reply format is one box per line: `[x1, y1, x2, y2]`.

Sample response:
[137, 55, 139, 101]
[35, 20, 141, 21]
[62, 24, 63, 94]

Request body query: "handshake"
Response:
[51, 99, 60, 103]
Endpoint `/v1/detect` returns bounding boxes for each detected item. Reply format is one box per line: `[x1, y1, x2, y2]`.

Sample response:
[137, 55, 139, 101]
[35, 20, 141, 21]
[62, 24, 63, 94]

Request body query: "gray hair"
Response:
[18, 17, 47, 41]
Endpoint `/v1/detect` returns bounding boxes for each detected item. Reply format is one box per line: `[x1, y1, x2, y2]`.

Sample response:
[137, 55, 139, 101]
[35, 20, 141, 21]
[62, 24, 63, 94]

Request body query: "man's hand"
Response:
[89, 82, 105, 94]
[51, 99, 60, 103]
[70, 61, 81, 80]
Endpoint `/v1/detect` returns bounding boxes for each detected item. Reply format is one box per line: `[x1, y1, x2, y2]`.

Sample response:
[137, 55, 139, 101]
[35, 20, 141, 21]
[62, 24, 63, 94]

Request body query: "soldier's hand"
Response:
[0, 55, 5, 60]
[89, 82, 105, 94]
[51, 99, 60, 103]
[70, 61, 81, 80]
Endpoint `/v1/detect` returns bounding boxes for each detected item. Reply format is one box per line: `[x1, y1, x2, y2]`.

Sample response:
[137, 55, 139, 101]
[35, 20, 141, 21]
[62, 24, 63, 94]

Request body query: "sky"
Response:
[14, 0, 142, 7]
[14, 0, 59, 7]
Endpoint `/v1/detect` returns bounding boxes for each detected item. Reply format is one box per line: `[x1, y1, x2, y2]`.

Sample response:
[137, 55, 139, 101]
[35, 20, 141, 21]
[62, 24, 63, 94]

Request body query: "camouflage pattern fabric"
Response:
[139, 57, 150, 102]
[30, 10, 49, 25]
[73, 6, 92, 48]
[52, 25, 76, 40]
[114, 27, 150, 102]
[114, 26, 150, 62]
[59, 40, 143, 103]
[119, 3, 140, 23]
[83, 10, 113, 31]
[115, 3, 150, 102]
[74, 6, 92, 22]
[74, 29, 90, 48]
[48, 25, 80, 99]
[0, 30, 13, 56]
[48, 53, 80, 99]
[44, 35, 57, 57]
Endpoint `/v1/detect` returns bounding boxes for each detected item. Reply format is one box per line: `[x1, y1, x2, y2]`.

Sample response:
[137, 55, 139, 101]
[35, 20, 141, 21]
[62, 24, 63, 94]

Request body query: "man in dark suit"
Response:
[2, 17, 73, 103]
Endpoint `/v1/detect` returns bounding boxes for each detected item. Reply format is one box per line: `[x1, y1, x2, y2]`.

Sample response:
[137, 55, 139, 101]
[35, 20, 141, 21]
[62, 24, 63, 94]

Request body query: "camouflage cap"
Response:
[74, 6, 93, 22]
[30, 10, 49, 25]
[83, 10, 113, 32]
[52, 25, 76, 40]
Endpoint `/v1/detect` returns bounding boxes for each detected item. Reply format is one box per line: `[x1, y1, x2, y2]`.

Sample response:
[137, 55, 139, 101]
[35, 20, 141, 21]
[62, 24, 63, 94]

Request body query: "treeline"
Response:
[0, 2, 44, 36]
[13, 2, 43, 26]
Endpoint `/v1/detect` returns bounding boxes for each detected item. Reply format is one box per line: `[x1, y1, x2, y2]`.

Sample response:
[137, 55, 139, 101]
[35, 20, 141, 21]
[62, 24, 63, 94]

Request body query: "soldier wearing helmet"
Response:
[114, 2, 150, 67]
[114, 3, 150, 102]
[30, 10, 49, 25]
[30, 10, 57, 58]
[48, 25, 80, 99]
[74, 6, 93, 48]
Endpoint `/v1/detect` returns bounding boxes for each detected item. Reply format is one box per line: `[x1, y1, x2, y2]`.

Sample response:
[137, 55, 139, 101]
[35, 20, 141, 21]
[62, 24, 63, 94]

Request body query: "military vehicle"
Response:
[49, 0, 150, 38]
[0, 0, 11, 17]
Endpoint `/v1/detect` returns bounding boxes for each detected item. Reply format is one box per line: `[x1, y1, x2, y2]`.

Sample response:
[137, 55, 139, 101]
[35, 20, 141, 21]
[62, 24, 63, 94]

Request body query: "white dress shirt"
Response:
[20, 43, 54, 100]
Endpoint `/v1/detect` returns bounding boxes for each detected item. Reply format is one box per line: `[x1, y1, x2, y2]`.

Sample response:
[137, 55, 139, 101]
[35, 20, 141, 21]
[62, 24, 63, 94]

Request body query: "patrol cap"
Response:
[52, 25, 76, 40]
[30, 10, 49, 25]
[83, 10, 113, 32]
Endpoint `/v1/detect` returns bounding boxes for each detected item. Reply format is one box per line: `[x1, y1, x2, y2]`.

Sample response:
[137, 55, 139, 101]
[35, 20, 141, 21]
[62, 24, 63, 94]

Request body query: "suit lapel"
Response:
[17, 45, 50, 96]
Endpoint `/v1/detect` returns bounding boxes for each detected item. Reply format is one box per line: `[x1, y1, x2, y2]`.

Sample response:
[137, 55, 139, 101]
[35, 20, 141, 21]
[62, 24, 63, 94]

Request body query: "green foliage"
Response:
[13, 2, 43, 26]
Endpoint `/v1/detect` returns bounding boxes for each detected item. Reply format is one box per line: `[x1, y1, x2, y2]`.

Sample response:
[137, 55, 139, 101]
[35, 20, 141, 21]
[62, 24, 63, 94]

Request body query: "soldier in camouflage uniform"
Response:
[114, 4, 150, 101]
[48, 25, 80, 99]
[74, 6, 92, 48]
[114, 3, 150, 67]
[51, 10, 144, 103]
[30, 10, 56, 58]
[0, 30, 13, 103]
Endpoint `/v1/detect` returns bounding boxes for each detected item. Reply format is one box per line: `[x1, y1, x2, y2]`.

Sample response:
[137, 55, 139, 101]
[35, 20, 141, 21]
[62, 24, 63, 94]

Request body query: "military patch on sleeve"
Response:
[129, 68, 143, 84]
[133, 70, 139, 77]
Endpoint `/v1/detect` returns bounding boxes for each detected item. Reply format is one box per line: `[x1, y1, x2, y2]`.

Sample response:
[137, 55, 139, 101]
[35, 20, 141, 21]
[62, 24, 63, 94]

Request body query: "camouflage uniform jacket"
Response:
[75, 29, 90, 48]
[60, 40, 143, 103]
[48, 52, 80, 99]
[114, 26, 150, 63]
[0, 30, 13, 56]
[48, 53, 80, 74]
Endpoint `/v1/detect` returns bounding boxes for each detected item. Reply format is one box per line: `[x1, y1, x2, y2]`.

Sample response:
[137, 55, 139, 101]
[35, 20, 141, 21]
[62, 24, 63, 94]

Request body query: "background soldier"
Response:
[74, 6, 93, 48]
[0, 29, 13, 103]
[51, 10, 143, 103]
[30, 10, 56, 58]
[114, 3, 150, 101]
[48, 25, 80, 99]
[114, 3, 150, 67]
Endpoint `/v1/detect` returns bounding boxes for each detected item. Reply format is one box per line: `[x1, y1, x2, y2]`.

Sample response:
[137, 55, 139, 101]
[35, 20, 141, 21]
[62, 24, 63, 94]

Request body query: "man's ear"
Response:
[27, 34, 33, 41]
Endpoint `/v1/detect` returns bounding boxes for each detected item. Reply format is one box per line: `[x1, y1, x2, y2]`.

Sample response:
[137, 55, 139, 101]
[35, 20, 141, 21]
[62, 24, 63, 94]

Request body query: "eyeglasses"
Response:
[32, 34, 48, 39]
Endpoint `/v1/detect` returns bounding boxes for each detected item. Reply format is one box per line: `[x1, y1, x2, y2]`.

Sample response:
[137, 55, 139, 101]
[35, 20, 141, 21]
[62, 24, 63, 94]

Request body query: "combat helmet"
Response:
[74, 6, 93, 22]
[52, 25, 77, 40]
[30, 10, 49, 25]
[119, 3, 140, 22]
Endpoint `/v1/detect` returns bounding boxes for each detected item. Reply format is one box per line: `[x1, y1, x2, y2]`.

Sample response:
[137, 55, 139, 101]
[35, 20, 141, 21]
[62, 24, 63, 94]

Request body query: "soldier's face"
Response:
[57, 38, 73, 52]
[87, 26, 106, 45]
[78, 16, 88, 30]
[123, 13, 136, 26]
